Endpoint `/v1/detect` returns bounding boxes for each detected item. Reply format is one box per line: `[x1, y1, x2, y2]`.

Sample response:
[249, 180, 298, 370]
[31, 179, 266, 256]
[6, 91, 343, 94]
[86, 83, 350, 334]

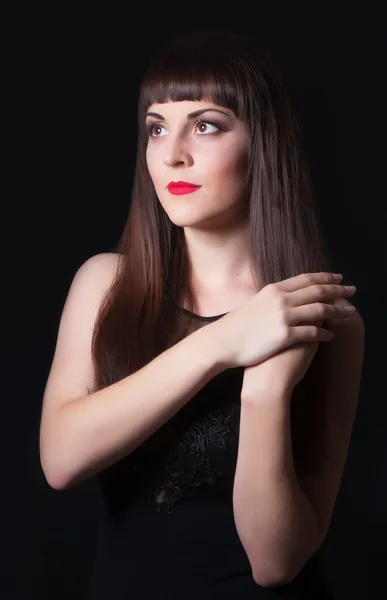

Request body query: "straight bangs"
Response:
[138, 36, 252, 126]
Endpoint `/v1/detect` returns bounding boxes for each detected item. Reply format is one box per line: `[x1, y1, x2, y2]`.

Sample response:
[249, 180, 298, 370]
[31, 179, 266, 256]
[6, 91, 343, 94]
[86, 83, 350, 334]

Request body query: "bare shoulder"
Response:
[67, 251, 124, 307]
[303, 308, 365, 391]
[40, 251, 123, 427]
[314, 307, 365, 379]
[76, 251, 122, 286]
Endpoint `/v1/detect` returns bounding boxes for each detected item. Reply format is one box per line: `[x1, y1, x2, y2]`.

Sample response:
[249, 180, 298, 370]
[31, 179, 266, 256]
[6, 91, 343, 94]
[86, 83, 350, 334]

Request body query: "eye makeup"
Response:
[145, 117, 226, 138]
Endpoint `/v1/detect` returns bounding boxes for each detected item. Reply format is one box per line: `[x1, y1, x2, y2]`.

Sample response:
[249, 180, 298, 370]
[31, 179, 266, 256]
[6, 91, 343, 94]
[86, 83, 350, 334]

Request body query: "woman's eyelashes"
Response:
[145, 118, 225, 138]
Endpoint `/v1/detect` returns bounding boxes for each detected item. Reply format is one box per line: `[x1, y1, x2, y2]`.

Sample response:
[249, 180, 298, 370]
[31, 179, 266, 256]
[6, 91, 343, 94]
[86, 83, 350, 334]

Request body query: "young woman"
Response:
[39, 29, 364, 599]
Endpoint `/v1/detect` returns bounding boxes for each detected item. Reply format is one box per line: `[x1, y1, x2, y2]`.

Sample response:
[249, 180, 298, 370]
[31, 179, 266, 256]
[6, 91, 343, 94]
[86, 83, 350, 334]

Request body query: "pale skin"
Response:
[145, 99, 257, 309]
[146, 100, 365, 585]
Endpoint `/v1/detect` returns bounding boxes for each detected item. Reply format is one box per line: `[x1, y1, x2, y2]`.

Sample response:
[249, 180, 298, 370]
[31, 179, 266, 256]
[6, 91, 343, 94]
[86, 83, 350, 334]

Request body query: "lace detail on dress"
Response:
[144, 401, 240, 515]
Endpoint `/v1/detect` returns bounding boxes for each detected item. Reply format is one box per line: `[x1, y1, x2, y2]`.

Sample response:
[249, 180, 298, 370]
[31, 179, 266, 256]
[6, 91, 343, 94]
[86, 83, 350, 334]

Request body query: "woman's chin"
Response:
[164, 206, 209, 228]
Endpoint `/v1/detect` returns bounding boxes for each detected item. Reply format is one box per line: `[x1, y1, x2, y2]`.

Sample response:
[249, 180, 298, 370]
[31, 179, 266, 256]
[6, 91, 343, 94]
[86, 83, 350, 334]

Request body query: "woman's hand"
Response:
[211, 272, 357, 370]
[240, 317, 325, 401]
[240, 296, 355, 400]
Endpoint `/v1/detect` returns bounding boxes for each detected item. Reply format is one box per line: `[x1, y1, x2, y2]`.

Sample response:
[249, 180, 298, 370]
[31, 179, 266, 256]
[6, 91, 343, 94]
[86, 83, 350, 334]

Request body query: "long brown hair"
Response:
[90, 29, 332, 393]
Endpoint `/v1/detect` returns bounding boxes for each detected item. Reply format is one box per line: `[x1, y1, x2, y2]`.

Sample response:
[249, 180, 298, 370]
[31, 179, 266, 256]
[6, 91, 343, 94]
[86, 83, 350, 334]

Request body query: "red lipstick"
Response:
[167, 181, 201, 195]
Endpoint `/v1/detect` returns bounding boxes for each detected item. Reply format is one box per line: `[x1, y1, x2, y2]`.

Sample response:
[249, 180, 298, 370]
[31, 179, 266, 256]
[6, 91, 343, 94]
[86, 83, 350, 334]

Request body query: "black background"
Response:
[0, 1, 31, 16]
[3, 5, 386, 599]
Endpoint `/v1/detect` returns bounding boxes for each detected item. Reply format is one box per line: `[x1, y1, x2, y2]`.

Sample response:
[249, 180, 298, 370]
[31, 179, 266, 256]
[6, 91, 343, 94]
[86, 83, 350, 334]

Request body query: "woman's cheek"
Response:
[207, 157, 245, 183]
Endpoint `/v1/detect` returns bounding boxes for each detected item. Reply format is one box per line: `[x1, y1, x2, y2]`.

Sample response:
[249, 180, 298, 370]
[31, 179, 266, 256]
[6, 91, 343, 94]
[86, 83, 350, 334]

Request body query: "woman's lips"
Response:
[167, 184, 202, 195]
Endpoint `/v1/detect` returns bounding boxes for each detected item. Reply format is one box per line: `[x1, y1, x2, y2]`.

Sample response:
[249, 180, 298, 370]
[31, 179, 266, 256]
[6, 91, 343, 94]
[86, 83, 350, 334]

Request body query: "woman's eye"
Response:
[146, 120, 221, 138]
[147, 124, 167, 137]
[195, 121, 219, 134]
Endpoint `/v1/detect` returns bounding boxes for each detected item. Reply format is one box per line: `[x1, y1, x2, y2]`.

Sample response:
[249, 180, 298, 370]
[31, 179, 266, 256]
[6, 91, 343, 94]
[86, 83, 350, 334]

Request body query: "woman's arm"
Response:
[47, 325, 224, 491]
[40, 256, 225, 491]
[233, 393, 320, 587]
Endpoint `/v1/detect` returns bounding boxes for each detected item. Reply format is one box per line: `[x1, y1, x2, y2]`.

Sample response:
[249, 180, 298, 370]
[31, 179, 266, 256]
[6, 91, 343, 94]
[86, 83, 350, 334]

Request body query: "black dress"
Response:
[87, 308, 333, 599]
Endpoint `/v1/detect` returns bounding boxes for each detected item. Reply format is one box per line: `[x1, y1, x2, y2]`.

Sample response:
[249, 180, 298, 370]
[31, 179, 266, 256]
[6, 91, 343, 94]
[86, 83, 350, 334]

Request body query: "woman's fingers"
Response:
[278, 272, 341, 292]
[288, 282, 356, 308]
[287, 300, 356, 326]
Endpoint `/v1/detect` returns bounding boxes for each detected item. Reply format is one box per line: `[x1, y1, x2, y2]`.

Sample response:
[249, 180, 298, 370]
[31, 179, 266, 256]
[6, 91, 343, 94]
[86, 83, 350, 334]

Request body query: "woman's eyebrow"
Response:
[145, 108, 231, 120]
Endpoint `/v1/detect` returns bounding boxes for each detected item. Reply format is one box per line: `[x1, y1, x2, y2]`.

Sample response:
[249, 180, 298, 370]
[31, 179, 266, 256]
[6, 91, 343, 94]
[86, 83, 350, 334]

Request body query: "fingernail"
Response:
[333, 273, 343, 280]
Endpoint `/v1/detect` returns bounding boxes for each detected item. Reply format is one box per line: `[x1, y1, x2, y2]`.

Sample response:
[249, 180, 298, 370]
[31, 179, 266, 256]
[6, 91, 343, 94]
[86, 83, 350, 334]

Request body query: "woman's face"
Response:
[145, 100, 251, 229]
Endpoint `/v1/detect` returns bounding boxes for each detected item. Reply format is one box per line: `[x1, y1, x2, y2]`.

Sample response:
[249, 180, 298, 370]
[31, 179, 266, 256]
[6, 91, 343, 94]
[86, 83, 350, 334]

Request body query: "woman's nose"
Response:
[162, 138, 193, 167]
